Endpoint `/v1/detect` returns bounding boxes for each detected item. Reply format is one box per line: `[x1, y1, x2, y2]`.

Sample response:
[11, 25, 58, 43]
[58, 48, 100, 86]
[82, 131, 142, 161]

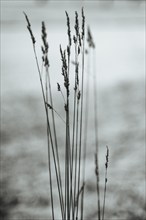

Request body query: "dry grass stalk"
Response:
[102, 146, 109, 220]
[76, 8, 85, 220]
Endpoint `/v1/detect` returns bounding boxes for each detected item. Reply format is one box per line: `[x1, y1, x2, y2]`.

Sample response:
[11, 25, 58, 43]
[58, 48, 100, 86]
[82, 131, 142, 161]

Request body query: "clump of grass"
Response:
[24, 8, 109, 220]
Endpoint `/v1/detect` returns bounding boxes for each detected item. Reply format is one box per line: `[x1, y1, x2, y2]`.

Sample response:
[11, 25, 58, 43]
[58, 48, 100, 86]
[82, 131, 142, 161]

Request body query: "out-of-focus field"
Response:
[1, 1, 145, 220]
[1, 80, 145, 219]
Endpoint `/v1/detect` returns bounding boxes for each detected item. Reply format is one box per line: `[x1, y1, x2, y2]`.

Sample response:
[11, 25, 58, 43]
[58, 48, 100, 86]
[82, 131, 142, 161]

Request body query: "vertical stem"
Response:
[71, 42, 78, 219]
[102, 169, 107, 220]
[45, 73, 55, 220]
[81, 48, 90, 220]
[33, 45, 55, 219]
[76, 36, 85, 219]
[65, 95, 70, 220]
[46, 67, 64, 217]
[73, 94, 80, 218]
[33, 45, 63, 219]
[93, 49, 101, 220]
[102, 146, 109, 220]
[65, 47, 71, 220]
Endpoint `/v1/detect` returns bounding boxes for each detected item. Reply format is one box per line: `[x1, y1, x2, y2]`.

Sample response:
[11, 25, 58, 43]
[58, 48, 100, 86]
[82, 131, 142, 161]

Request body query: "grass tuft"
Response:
[24, 8, 109, 220]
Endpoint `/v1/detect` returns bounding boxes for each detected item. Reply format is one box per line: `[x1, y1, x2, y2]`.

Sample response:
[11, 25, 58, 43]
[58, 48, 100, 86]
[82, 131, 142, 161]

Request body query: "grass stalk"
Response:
[35, 44, 64, 219]
[42, 20, 65, 219]
[46, 66, 65, 217]
[74, 8, 85, 219]
[60, 44, 71, 219]
[102, 146, 109, 220]
[46, 102, 65, 124]
[87, 26, 101, 220]
[93, 49, 101, 220]
[45, 72, 55, 220]
[73, 89, 80, 218]
[70, 59, 77, 218]
[80, 47, 91, 220]
[24, 14, 64, 219]
[71, 31, 80, 219]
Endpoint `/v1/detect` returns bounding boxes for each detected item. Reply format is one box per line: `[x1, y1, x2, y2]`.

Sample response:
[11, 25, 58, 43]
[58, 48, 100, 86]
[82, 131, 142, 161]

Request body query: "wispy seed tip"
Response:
[81, 7, 85, 39]
[24, 12, 36, 44]
[87, 26, 95, 48]
[57, 83, 61, 91]
[75, 11, 79, 37]
[105, 145, 109, 169]
[65, 11, 72, 46]
[23, 12, 30, 27]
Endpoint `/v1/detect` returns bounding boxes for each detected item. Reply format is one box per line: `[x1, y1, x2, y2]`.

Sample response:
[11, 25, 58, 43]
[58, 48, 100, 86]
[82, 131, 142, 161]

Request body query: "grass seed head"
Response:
[95, 153, 99, 180]
[64, 104, 68, 112]
[78, 46, 80, 55]
[41, 21, 49, 53]
[81, 7, 85, 40]
[57, 83, 61, 91]
[79, 34, 82, 47]
[73, 35, 77, 44]
[67, 45, 70, 56]
[41, 21, 49, 67]
[77, 91, 81, 100]
[41, 46, 45, 54]
[87, 26, 95, 48]
[60, 46, 69, 96]
[24, 12, 36, 44]
[105, 146, 109, 169]
[75, 11, 79, 38]
[65, 11, 72, 46]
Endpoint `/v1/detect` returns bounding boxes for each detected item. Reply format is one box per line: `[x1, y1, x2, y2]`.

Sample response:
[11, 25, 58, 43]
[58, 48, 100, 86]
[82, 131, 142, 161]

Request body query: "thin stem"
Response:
[64, 47, 71, 220]
[46, 102, 65, 124]
[46, 66, 64, 213]
[33, 45, 64, 219]
[80, 48, 91, 220]
[102, 146, 109, 220]
[71, 41, 78, 219]
[73, 92, 80, 218]
[92, 49, 101, 220]
[66, 105, 70, 220]
[76, 35, 85, 220]
[52, 108, 66, 124]
[61, 90, 66, 103]
[45, 72, 55, 220]
[32, 45, 56, 220]
[102, 169, 107, 220]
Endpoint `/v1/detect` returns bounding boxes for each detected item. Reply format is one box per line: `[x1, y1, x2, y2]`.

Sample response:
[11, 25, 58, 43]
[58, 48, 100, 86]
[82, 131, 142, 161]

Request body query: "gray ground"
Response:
[1, 79, 145, 219]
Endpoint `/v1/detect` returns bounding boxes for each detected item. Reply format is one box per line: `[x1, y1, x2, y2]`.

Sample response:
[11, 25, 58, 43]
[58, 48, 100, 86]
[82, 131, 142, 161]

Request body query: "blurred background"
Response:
[1, 0, 145, 219]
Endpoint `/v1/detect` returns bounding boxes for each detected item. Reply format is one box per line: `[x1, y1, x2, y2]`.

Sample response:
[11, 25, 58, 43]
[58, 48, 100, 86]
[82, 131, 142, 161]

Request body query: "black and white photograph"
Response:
[1, 0, 145, 219]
